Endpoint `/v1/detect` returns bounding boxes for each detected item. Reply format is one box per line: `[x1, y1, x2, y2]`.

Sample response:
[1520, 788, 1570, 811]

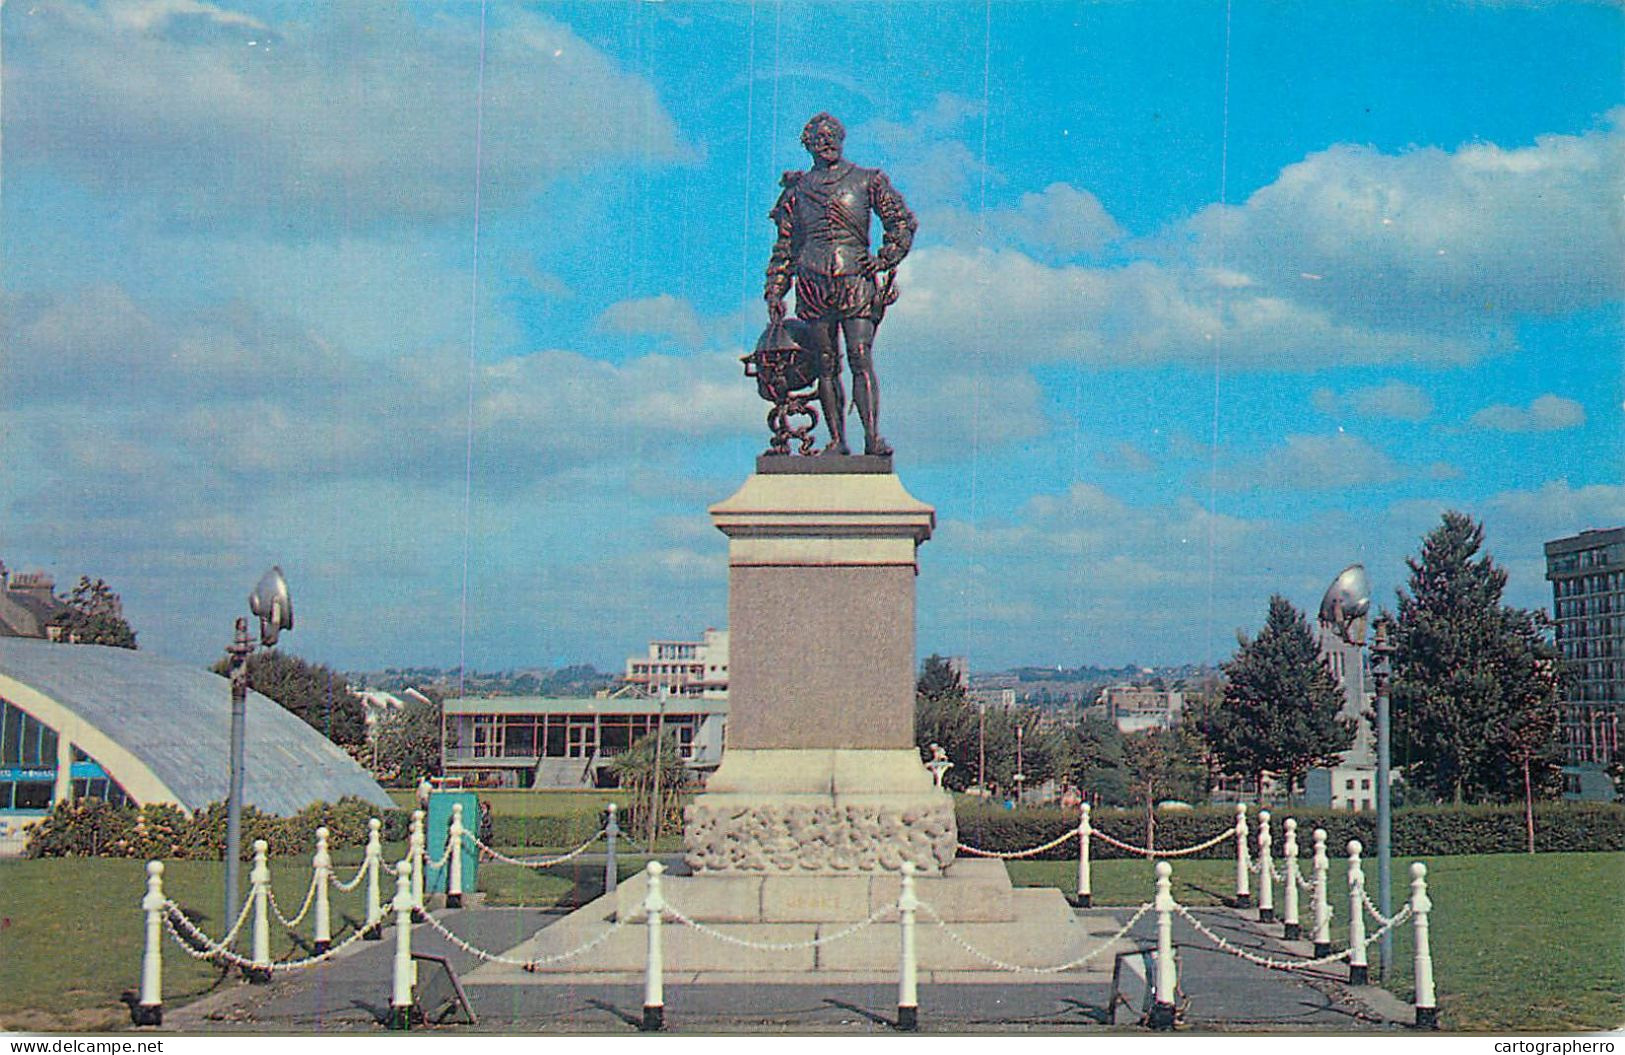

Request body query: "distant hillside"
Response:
[352, 663, 619, 698]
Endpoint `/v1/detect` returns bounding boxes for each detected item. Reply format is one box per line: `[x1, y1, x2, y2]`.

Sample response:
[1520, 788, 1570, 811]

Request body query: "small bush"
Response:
[25, 797, 408, 859]
[953, 800, 1625, 860]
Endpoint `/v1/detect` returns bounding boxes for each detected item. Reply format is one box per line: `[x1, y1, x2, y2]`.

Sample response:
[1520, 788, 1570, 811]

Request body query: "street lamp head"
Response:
[1318, 564, 1371, 646]
[249, 566, 293, 647]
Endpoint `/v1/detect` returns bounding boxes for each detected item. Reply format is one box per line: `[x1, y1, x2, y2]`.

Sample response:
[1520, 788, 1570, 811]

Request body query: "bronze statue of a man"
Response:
[765, 113, 917, 456]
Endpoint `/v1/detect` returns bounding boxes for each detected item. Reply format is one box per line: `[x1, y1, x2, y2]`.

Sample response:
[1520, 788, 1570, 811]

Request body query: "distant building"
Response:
[1304, 611, 1380, 811]
[1546, 527, 1624, 801]
[442, 694, 727, 790]
[1099, 685, 1183, 733]
[623, 628, 729, 699]
[0, 568, 69, 640]
[967, 687, 1016, 710]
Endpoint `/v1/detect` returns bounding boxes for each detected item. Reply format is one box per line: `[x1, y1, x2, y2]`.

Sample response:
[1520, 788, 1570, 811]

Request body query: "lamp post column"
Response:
[1372, 618, 1395, 980]
[224, 618, 253, 931]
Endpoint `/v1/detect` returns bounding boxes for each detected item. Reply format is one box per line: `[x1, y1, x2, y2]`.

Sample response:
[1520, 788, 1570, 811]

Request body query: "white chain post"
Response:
[312, 826, 333, 954]
[447, 805, 465, 909]
[898, 861, 920, 1031]
[132, 861, 165, 1026]
[642, 861, 666, 1032]
[1282, 819, 1301, 940]
[1347, 839, 1369, 985]
[247, 839, 272, 983]
[1234, 803, 1251, 907]
[1075, 802, 1092, 908]
[1150, 860, 1177, 1030]
[604, 802, 620, 897]
[1312, 828, 1332, 957]
[386, 860, 416, 1031]
[1410, 862, 1438, 1030]
[364, 818, 384, 940]
[1258, 809, 1275, 923]
[410, 810, 426, 921]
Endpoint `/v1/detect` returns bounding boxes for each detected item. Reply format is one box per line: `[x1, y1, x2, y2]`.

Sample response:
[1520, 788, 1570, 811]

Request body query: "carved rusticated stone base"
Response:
[684, 799, 956, 874]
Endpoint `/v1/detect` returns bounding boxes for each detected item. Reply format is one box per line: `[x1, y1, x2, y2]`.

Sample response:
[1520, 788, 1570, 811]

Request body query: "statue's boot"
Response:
[850, 343, 890, 456]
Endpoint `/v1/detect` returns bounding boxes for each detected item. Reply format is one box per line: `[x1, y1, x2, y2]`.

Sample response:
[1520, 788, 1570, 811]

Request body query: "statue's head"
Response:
[800, 112, 846, 165]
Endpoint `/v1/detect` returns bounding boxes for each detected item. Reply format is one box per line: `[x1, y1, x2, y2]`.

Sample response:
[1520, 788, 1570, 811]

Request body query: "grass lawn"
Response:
[1010, 851, 1625, 1033]
[0, 846, 399, 1031]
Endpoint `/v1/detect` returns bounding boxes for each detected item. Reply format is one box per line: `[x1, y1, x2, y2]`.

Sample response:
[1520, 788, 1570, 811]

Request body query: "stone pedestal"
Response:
[683, 461, 956, 874]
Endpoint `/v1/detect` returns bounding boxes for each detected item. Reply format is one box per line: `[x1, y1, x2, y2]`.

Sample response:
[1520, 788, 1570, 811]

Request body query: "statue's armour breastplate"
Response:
[790, 162, 875, 278]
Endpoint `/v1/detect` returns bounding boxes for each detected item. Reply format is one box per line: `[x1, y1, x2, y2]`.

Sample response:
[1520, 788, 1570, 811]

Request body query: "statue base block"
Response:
[683, 749, 955, 874]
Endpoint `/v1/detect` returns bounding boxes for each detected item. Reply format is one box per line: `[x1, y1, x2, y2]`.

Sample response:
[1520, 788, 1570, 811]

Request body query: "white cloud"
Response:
[1183, 116, 1625, 322]
[596, 294, 708, 350]
[933, 183, 1123, 256]
[1470, 394, 1588, 432]
[6, 2, 690, 227]
[1217, 434, 1408, 492]
[884, 247, 1484, 372]
[1313, 381, 1435, 422]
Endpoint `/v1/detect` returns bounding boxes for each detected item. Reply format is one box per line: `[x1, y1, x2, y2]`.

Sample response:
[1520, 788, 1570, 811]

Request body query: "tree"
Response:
[372, 692, 443, 786]
[916, 654, 965, 702]
[1392, 512, 1564, 805]
[608, 731, 689, 842]
[212, 649, 368, 748]
[1124, 728, 1204, 851]
[1210, 595, 1353, 800]
[47, 577, 137, 649]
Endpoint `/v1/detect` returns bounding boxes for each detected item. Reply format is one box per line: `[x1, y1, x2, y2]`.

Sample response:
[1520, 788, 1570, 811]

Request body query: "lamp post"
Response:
[1013, 724, 1025, 806]
[1370, 616, 1395, 980]
[977, 703, 986, 793]
[223, 567, 293, 930]
[648, 686, 669, 851]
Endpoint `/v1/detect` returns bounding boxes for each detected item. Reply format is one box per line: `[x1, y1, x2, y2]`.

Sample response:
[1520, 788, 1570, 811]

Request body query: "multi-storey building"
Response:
[1545, 528, 1624, 800]
[622, 628, 729, 698]
[1098, 685, 1184, 733]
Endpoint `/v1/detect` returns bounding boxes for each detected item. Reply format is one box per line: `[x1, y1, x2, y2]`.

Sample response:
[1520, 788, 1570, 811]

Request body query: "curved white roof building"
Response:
[0, 637, 391, 823]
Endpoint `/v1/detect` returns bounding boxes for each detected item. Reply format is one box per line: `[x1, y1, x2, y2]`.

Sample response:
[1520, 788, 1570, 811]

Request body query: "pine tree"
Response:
[1210, 595, 1353, 799]
[48, 576, 138, 649]
[1392, 512, 1563, 805]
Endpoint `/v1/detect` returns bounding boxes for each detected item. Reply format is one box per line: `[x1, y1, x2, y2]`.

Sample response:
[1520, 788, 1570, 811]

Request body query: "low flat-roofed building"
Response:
[0, 637, 392, 853]
[443, 693, 728, 790]
[1099, 685, 1183, 733]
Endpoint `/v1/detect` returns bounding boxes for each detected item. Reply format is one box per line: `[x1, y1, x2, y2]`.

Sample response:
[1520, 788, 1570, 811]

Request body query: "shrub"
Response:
[952, 800, 1625, 859]
[25, 797, 407, 859]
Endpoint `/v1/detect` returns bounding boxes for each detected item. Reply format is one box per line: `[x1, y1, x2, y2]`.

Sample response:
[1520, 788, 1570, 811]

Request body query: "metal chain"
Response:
[331, 858, 370, 893]
[1090, 826, 1236, 858]
[1172, 902, 1412, 971]
[664, 903, 895, 951]
[267, 876, 320, 929]
[1360, 889, 1407, 927]
[417, 907, 628, 968]
[164, 902, 368, 971]
[169, 894, 253, 955]
[469, 829, 605, 869]
[916, 900, 1153, 974]
[957, 825, 1083, 859]
[1171, 905, 1352, 970]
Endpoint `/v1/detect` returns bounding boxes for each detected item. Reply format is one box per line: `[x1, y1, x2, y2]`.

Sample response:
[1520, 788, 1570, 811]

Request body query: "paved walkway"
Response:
[162, 903, 1413, 1034]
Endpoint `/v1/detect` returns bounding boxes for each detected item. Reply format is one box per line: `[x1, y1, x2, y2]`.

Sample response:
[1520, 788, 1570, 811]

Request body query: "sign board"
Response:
[424, 791, 480, 895]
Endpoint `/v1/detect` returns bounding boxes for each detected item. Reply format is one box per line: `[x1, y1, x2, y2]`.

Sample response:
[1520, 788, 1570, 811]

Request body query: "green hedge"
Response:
[489, 812, 609, 850]
[25, 797, 410, 859]
[954, 801, 1625, 860]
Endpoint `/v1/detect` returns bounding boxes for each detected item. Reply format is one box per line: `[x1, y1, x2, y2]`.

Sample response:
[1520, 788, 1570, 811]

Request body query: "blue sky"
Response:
[3, 1, 1621, 674]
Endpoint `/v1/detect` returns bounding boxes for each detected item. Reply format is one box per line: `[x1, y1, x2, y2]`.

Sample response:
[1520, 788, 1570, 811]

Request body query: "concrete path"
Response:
[162, 904, 1413, 1034]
